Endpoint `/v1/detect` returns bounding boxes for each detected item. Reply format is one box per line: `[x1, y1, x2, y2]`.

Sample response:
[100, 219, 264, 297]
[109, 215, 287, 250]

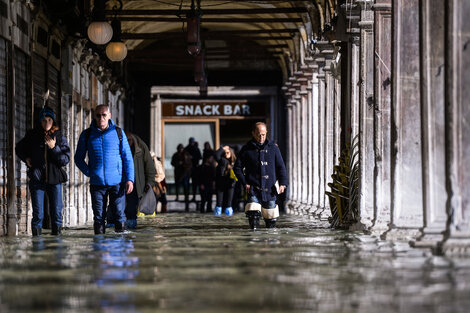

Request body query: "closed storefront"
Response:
[32, 53, 46, 113]
[0, 37, 7, 234]
[14, 48, 30, 231]
[47, 63, 60, 118]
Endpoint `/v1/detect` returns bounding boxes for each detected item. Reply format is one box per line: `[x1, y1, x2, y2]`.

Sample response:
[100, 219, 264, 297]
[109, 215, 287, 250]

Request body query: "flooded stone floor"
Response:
[0, 212, 470, 313]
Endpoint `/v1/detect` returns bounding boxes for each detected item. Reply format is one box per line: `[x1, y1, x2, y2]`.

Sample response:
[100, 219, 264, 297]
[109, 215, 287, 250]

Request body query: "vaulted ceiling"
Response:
[105, 0, 333, 86]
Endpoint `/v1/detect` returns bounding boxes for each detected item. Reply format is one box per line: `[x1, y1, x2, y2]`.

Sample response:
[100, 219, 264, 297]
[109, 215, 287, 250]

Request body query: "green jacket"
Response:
[130, 134, 156, 198]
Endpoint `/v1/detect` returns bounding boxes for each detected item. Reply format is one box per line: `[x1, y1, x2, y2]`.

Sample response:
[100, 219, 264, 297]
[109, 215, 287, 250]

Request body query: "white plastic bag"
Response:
[138, 186, 157, 215]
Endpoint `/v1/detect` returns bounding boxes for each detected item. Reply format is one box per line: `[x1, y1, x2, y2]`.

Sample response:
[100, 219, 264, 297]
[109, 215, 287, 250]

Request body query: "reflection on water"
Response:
[0, 213, 469, 313]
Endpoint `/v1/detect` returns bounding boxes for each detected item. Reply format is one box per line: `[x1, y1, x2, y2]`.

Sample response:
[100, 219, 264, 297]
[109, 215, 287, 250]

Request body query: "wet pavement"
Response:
[0, 211, 470, 313]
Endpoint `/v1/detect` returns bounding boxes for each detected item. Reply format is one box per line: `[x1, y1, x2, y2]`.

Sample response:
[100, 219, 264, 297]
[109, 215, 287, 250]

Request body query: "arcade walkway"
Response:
[0, 212, 469, 313]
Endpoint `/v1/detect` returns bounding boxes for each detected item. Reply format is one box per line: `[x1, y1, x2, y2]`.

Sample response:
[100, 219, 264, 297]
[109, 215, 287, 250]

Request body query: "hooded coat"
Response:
[129, 134, 156, 198]
[16, 128, 70, 184]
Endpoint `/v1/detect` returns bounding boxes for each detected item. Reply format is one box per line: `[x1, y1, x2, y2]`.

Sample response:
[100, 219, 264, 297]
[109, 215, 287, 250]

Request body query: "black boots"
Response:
[246, 211, 261, 230]
[32, 226, 63, 236]
[265, 218, 277, 228]
[94, 222, 126, 234]
[114, 222, 126, 233]
[32, 228, 42, 236]
[246, 212, 277, 229]
[51, 225, 62, 235]
[94, 223, 105, 235]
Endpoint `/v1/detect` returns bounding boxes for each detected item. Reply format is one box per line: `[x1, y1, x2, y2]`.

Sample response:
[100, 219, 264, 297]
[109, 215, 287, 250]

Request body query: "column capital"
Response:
[341, 2, 361, 34]
[373, 2, 392, 11]
[355, 0, 374, 10]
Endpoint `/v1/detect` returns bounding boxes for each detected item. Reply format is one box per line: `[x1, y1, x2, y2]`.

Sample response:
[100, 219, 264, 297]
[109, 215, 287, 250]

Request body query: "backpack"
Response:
[84, 126, 123, 149]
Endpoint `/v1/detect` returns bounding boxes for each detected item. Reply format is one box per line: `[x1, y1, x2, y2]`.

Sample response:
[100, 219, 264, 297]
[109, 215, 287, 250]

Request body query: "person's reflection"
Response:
[31, 236, 68, 268]
[92, 236, 139, 310]
[32, 236, 46, 252]
[92, 236, 139, 283]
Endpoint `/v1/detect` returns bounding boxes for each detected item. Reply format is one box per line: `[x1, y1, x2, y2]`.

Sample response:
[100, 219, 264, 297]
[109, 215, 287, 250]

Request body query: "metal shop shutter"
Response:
[0, 37, 7, 233]
[32, 53, 46, 115]
[47, 63, 60, 120]
[14, 48, 29, 187]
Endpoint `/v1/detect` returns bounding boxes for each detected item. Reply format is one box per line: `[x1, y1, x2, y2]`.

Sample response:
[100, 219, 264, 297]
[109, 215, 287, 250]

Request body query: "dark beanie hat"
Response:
[38, 106, 55, 123]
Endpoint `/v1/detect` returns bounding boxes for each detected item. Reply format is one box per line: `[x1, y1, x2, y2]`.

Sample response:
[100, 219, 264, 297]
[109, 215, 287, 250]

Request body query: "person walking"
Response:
[184, 137, 202, 202]
[15, 106, 70, 236]
[122, 132, 155, 229]
[202, 141, 215, 161]
[233, 122, 287, 229]
[197, 154, 216, 213]
[171, 143, 192, 210]
[214, 145, 237, 217]
[151, 152, 168, 213]
[74, 104, 134, 234]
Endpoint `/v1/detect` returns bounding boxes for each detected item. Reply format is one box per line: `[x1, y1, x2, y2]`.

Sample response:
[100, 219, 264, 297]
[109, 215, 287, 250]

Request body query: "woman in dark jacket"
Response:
[15, 107, 70, 236]
[214, 145, 237, 216]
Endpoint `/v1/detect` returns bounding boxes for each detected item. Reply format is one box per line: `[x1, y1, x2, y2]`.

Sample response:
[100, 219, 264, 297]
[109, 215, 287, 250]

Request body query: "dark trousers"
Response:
[125, 189, 139, 220]
[200, 186, 213, 212]
[216, 187, 235, 208]
[191, 173, 198, 199]
[175, 174, 190, 202]
[29, 182, 63, 229]
[157, 192, 168, 205]
[90, 183, 126, 226]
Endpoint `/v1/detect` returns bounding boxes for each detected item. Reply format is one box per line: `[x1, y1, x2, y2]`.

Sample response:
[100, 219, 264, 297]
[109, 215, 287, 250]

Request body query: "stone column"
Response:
[301, 65, 315, 212]
[293, 82, 302, 210]
[439, 0, 470, 254]
[411, 0, 447, 248]
[388, 0, 423, 239]
[370, 0, 393, 234]
[308, 61, 320, 211]
[150, 94, 162, 157]
[315, 58, 327, 217]
[282, 82, 293, 209]
[333, 74, 342, 166]
[295, 70, 310, 212]
[357, 0, 375, 229]
[287, 82, 299, 209]
[349, 37, 361, 141]
[317, 43, 335, 219]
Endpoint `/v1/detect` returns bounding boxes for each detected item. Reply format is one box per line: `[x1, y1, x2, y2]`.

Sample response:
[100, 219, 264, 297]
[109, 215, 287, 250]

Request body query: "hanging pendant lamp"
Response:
[87, 0, 113, 45]
[106, 19, 127, 62]
[187, 0, 202, 56]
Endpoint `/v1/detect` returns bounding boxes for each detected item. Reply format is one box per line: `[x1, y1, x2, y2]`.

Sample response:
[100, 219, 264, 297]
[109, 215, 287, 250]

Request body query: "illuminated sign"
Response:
[162, 101, 266, 118]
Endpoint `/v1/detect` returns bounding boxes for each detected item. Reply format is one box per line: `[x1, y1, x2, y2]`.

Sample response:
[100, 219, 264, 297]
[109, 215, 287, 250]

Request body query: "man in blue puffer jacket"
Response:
[75, 104, 134, 234]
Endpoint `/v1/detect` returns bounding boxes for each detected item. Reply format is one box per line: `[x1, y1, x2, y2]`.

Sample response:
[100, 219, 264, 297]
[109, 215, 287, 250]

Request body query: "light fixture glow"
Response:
[106, 42, 127, 61]
[106, 18, 127, 62]
[87, 21, 113, 45]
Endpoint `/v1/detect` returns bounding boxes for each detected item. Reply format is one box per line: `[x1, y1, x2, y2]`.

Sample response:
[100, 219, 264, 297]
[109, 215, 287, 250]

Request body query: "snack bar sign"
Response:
[162, 102, 265, 117]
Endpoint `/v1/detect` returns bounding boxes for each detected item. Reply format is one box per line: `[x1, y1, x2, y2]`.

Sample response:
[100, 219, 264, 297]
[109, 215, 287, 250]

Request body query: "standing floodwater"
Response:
[0, 213, 469, 313]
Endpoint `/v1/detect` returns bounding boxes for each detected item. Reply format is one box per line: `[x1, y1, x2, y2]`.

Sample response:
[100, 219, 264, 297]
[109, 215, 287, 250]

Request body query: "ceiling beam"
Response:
[105, 8, 308, 16]
[122, 29, 297, 40]
[128, 51, 283, 58]
[123, 34, 294, 41]
[128, 45, 287, 56]
[116, 17, 303, 23]
[127, 56, 281, 63]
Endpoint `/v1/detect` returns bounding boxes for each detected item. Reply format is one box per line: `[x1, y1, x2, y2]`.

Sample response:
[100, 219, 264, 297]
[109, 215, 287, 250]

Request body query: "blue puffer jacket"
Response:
[74, 119, 134, 186]
[234, 139, 288, 202]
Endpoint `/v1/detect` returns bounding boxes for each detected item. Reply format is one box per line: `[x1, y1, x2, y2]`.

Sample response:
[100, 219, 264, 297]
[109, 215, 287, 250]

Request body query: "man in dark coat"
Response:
[234, 122, 288, 229]
[184, 137, 202, 202]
